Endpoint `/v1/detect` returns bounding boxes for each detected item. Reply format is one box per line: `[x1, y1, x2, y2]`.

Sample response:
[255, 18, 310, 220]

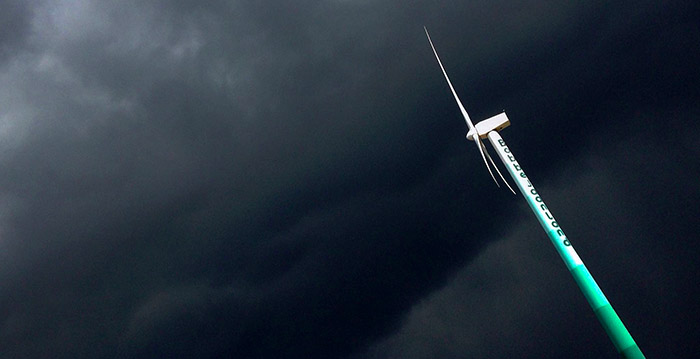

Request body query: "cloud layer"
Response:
[1, 1, 698, 358]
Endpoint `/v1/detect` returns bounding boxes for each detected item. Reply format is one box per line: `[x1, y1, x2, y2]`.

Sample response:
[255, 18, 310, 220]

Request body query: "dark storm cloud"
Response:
[0, 0, 32, 65]
[360, 109, 700, 358]
[0, 1, 698, 358]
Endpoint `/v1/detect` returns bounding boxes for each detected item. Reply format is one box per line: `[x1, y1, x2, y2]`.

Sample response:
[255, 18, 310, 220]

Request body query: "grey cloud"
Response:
[358, 105, 700, 358]
[0, 1, 698, 358]
[0, 0, 32, 64]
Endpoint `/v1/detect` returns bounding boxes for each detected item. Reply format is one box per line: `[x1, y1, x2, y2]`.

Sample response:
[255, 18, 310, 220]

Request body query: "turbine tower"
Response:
[424, 27, 645, 359]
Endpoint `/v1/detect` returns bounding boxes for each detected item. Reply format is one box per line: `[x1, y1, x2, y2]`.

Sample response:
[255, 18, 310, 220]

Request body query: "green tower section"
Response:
[486, 129, 644, 358]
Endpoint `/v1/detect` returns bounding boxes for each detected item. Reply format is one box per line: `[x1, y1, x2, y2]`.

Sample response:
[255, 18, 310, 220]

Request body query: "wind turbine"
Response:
[424, 27, 645, 359]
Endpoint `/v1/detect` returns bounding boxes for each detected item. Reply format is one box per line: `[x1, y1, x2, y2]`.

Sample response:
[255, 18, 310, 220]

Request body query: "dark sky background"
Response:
[1, 1, 699, 358]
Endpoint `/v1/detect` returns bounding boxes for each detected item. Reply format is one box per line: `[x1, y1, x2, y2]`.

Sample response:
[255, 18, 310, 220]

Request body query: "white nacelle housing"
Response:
[466, 112, 511, 141]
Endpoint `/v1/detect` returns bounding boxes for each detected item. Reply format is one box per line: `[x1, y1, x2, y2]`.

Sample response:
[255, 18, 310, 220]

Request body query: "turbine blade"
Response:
[483, 142, 517, 194]
[425, 27, 507, 192]
[424, 27, 475, 130]
[474, 138, 500, 187]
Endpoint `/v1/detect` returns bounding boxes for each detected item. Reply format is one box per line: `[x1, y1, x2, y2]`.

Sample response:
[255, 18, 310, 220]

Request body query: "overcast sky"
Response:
[1, 1, 699, 358]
